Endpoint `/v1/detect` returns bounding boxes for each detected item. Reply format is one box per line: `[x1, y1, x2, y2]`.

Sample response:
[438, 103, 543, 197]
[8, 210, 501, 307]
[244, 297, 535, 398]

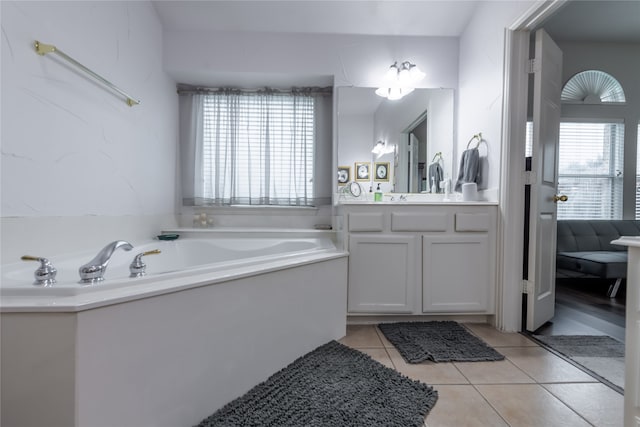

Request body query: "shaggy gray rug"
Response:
[195, 340, 438, 427]
[378, 321, 505, 363]
[533, 335, 624, 357]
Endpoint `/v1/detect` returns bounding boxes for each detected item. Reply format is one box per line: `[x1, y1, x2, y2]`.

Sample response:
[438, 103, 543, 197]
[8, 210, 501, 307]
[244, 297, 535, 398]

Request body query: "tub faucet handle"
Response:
[129, 249, 161, 278]
[21, 255, 57, 286]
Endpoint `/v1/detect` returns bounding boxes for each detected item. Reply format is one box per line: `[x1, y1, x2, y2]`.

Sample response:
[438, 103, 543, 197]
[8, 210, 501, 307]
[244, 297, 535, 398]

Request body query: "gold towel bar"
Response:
[34, 40, 140, 107]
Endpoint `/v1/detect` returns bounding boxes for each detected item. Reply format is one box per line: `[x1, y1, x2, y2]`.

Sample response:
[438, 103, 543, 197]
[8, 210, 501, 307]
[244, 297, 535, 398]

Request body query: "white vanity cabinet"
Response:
[347, 233, 419, 313]
[342, 203, 497, 316]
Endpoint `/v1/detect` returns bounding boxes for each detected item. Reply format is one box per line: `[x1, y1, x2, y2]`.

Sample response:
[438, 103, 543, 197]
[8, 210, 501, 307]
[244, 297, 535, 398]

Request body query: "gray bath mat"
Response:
[533, 335, 625, 392]
[378, 321, 505, 363]
[533, 335, 624, 357]
[195, 340, 438, 427]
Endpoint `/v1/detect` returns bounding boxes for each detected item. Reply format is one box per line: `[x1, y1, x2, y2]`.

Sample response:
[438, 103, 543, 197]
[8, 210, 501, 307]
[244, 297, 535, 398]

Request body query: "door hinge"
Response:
[522, 170, 537, 185]
[522, 280, 534, 294]
[527, 58, 537, 74]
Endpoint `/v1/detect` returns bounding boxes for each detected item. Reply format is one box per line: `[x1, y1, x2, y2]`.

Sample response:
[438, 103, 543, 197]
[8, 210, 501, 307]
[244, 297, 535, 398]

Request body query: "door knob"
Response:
[553, 195, 568, 203]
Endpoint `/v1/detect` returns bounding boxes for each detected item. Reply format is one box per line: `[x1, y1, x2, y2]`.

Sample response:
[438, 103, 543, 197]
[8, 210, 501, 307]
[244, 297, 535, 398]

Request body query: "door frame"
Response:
[496, 0, 566, 332]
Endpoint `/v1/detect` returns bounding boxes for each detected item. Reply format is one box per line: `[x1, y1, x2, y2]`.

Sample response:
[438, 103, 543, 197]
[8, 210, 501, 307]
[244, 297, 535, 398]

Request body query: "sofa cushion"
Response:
[557, 251, 628, 278]
[557, 220, 640, 252]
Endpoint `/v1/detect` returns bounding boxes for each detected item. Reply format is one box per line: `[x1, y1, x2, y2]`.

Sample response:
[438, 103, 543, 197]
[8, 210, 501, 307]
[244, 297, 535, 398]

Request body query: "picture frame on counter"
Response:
[374, 162, 390, 182]
[355, 162, 370, 181]
[337, 166, 351, 185]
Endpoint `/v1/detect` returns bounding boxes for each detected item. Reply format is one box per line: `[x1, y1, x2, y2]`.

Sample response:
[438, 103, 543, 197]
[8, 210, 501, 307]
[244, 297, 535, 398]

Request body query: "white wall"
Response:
[457, 1, 537, 193]
[1, 1, 178, 261]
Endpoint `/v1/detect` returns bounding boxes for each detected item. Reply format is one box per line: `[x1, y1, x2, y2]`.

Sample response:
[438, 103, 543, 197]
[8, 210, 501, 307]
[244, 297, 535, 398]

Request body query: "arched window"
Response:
[561, 70, 626, 104]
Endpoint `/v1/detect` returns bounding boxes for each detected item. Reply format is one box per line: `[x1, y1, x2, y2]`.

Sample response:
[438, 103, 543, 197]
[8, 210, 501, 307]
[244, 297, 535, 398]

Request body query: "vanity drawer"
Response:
[391, 213, 448, 232]
[348, 213, 385, 232]
[455, 213, 490, 232]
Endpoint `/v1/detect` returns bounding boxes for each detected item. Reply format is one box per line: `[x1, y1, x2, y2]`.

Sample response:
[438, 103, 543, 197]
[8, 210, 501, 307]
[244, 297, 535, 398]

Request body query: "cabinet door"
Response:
[348, 234, 418, 313]
[422, 234, 492, 313]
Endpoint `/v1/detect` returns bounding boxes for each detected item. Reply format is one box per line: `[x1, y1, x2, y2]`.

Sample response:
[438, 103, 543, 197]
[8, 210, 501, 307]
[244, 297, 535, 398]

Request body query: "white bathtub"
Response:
[1, 229, 348, 427]
[0, 231, 345, 310]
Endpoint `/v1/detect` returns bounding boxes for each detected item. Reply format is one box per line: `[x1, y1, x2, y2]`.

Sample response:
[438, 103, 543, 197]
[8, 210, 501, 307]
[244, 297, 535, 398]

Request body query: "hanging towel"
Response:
[454, 148, 480, 192]
[428, 162, 443, 193]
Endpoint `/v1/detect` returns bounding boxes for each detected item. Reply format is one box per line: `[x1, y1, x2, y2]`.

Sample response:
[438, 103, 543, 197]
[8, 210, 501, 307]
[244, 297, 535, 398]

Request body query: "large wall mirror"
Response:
[337, 87, 454, 193]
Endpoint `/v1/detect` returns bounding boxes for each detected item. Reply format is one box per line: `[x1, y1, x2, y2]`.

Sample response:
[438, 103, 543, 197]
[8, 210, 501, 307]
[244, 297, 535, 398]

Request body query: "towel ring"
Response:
[466, 133, 483, 149]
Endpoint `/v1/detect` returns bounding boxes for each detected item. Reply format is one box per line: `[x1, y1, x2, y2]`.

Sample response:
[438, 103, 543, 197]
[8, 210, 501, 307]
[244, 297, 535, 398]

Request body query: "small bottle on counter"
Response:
[374, 183, 383, 202]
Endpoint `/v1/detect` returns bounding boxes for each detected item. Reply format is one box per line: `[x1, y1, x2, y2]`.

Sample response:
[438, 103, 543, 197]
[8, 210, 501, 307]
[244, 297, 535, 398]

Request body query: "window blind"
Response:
[557, 121, 624, 220]
[200, 91, 316, 206]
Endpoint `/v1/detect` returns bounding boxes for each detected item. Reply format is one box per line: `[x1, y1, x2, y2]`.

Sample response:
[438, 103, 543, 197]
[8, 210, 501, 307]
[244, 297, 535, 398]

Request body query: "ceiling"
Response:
[540, 1, 640, 43]
[153, 1, 478, 37]
[153, 1, 640, 42]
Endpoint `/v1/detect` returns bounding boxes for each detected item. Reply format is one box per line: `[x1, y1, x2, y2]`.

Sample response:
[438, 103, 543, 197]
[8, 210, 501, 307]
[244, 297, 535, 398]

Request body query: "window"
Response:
[180, 88, 331, 207]
[557, 121, 624, 220]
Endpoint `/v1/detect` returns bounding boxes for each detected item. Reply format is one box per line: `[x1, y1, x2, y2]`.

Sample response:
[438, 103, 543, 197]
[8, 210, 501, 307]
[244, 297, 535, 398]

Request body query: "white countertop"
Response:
[612, 236, 640, 248]
[338, 200, 498, 206]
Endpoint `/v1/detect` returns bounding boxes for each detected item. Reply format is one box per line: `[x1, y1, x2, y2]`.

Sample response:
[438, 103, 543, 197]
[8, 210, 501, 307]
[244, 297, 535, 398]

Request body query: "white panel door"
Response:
[422, 234, 491, 313]
[526, 29, 563, 332]
[347, 234, 418, 313]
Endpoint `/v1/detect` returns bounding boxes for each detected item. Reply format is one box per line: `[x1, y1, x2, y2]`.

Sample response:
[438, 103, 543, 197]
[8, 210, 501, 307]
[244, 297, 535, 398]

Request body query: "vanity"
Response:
[336, 86, 496, 318]
[338, 201, 497, 316]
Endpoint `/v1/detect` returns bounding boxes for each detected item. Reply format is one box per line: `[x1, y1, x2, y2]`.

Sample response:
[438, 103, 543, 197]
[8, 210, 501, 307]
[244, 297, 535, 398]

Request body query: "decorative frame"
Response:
[374, 162, 390, 182]
[337, 166, 351, 185]
[354, 162, 370, 181]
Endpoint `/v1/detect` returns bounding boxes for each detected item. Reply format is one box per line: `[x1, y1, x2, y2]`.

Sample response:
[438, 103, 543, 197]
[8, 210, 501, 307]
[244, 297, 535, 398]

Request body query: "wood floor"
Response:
[534, 278, 626, 342]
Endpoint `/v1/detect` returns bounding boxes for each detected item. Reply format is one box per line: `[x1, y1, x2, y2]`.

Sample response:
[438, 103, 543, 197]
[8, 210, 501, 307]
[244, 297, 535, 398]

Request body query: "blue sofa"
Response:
[556, 220, 640, 297]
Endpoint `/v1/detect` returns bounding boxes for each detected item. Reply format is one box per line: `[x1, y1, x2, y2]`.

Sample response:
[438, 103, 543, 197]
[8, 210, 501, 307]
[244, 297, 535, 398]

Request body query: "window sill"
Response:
[190, 205, 321, 216]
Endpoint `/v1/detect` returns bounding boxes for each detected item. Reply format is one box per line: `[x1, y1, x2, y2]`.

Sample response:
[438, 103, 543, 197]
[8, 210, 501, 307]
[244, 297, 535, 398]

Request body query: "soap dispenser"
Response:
[374, 183, 383, 202]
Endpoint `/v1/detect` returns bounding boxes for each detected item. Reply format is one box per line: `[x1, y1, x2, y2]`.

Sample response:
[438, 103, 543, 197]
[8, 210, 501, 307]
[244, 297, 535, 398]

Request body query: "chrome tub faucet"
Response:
[79, 240, 133, 283]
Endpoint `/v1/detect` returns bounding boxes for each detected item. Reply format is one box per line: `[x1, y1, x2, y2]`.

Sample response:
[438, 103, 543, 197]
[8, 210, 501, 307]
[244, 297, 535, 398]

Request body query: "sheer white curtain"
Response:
[181, 89, 320, 206]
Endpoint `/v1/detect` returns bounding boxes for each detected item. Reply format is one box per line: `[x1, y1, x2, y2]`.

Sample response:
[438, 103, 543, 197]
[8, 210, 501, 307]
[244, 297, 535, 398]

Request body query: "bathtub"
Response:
[1, 229, 348, 427]
[1, 231, 344, 310]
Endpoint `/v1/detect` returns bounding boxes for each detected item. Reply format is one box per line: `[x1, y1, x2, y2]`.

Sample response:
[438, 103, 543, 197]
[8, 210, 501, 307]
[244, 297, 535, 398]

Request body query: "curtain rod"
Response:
[176, 84, 333, 96]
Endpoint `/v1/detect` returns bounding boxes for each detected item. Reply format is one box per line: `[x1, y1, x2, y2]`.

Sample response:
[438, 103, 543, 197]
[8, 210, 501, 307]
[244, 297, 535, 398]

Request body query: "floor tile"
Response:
[424, 385, 508, 427]
[386, 347, 469, 385]
[454, 358, 535, 384]
[338, 325, 383, 348]
[500, 346, 598, 383]
[356, 347, 394, 369]
[374, 325, 395, 348]
[543, 383, 623, 427]
[463, 323, 539, 347]
[476, 384, 592, 426]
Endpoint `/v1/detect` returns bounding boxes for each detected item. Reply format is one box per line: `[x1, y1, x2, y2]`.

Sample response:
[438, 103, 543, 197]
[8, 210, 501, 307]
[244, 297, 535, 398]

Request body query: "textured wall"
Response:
[1, 1, 177, 217]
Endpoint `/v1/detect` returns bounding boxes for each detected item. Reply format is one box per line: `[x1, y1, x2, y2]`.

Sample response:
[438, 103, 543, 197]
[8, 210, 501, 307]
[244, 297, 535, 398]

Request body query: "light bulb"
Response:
[384, 63, 399, 82]
[409, 65, 426, 83]
[398, 67, 411, 85]
[375, 87, 389, 97]
[388, 87, 402, 100]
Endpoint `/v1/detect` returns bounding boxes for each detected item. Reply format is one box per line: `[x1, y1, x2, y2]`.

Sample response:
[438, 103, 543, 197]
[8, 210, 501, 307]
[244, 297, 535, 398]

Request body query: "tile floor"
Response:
[339, 323, 623, 427]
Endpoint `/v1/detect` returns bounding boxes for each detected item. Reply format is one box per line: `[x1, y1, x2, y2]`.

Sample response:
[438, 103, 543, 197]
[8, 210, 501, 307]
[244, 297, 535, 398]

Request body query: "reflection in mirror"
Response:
[337, 87, 454, 194]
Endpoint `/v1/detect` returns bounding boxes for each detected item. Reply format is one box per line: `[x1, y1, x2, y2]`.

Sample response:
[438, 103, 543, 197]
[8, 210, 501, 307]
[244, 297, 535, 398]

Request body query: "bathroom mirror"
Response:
[337, 87, 454, 193]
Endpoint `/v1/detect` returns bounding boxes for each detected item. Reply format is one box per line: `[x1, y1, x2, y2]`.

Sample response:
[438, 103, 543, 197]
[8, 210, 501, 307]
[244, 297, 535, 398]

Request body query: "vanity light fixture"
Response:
[372, 140, 396, 159]
[375, 61, 426, 100]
